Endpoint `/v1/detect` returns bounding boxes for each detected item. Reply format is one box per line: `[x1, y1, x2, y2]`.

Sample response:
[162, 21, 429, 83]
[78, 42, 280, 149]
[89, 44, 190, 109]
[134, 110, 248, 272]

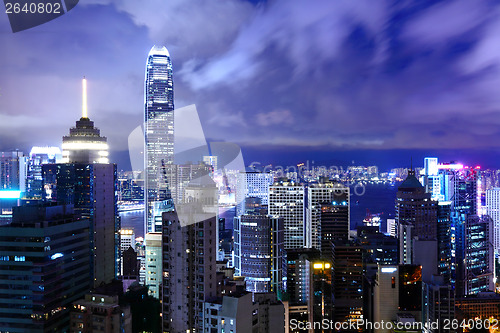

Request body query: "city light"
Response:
[0, 190, 22, 199]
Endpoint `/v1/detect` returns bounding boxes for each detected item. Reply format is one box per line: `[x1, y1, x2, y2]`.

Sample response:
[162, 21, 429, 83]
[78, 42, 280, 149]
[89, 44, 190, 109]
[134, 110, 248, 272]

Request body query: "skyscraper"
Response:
[486, 188, 500, 254]
[268, 180, 305, 249]
[27, 146, 62, 199]
[145, 232, 162, 299]
[236, 167, 274, 216]
[306, 179, 350, 249]
[0, 150, 27, 191]
[233, 211, 285, 294]
[42, 78, 119, 287]
[144, 45, 174, 234]
[0, 203, 91, 332]
[396, 169, 438, 241]
[464, 215, 494, 295]
[62, 78, 109, 164]
[162, 210, 217, 332]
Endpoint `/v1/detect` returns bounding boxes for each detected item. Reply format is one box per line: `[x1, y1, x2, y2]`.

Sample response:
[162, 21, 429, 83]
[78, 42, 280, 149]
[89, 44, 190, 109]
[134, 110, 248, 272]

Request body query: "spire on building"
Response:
[82, 77, 88, 119]
[62, 77, 109, 164]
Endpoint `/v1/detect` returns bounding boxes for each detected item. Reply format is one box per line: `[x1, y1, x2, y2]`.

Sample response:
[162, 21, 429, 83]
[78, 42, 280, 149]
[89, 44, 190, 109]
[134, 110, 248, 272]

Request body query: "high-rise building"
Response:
[236, 168, 274, 216]
[306, 179, 349, 249]
[395, 170, 438, 242]
[120, 228, 135, 253]
[42, 81, 119, 287]
[486, 188, 500, 254]
[233, 211, 285, 294]
[27, 146, 62, 199]
[422, 276, 455, 333]
[0, 151, 27, 224]
[162, 208, 217, 332]
[43, 163, 119, 287]
[422, 157, 442, 200]
[269, 180, 305, 249]
[332, 240, 363, 326]
[437, 201, 454, 286]
[144, 45, 174, 234]
[386, 218, 396, 237]
[0, 150, 27, 191]
[62, 78, 109, 164]
[436, 163, 479, 296]
[372, 265, 422, 333]
[319, 197, 349, 259]
[0, 203, 91, 332]
[145, 232, 162, 298]
[283, 248, 327, 329]
[464, 215, 494, 295]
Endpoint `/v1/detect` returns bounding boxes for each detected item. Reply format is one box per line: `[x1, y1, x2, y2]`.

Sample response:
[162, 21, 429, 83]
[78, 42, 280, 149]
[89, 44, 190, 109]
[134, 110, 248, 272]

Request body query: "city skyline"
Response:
[4, 2, 500, 332]
[2, 1, 500, 171]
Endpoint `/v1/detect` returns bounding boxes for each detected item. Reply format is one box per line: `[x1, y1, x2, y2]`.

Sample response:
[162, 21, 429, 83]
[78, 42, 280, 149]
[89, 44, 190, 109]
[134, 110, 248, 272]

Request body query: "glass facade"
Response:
[144, 45, 174, 234]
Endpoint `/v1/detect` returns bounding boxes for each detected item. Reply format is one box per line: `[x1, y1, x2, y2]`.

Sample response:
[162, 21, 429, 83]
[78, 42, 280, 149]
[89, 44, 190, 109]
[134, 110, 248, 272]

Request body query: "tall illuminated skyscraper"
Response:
[62, 78, 109, 164]
[42, 78, 119, 287]
[144, 45, 174, 234]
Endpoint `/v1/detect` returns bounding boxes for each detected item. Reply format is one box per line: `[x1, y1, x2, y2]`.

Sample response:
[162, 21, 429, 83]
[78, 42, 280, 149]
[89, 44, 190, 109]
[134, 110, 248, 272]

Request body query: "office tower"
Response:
[422, 157, 442, 200]
[62, 78, 108, 164]
[464, 215, 494, 295]
[268, 180, 305, 249]
[42, 81, 119, 287]
[0, 203, 91, 332]
[398, 222, 413, 264]
[236, 168, 274, 216]
[422, 276, 455, 333]
[386, 218, 396, 237]
[162, 209, 217, 332]
[0, 151, 27, 224]
[282, 249, 323, 327]
[70, 294, 132, 333]
[486, 188, 500, 254]
[372, 265, 422, 333]
[319, 197, 349, 259]
[310, 260, 334, 326]
[144, 45, 174, 234]
[0, 150, 27, 191]
[396, 169, 438, 241]
[233, 211, 285, 294]
[120, 228, 135, 252]
[437, 163, 479, 296]
[27, 146, 62, 199]
[43, 162, 118, 287]
[437, 201, 454, 285]
[332, 240, 363, 326]
[145, 232, 162, 298]
[306, 179, 350, 249]
[440, 164, 479, 215]
[203, 293, 285, 333]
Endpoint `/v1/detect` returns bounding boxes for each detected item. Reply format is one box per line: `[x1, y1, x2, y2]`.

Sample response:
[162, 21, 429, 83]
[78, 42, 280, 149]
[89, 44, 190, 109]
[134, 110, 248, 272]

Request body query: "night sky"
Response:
[1, 0, 500, 171]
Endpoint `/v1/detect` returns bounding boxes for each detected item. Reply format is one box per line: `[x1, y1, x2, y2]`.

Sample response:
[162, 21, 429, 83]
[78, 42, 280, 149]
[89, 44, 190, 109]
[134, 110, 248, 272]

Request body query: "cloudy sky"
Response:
[1, 0, 500, 170]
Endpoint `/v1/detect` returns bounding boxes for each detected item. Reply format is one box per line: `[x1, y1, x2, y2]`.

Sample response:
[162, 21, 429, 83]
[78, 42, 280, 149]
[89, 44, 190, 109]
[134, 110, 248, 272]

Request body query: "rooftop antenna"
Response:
[82, 76, 88, 118]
